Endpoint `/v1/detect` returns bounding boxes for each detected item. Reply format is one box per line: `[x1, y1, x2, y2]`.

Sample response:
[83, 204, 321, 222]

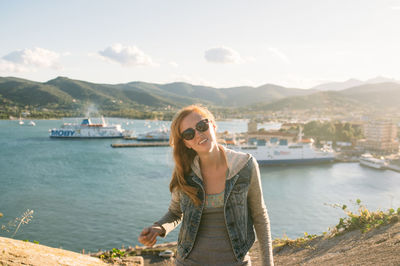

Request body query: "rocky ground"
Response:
[0, 236, 106, 266]
[1, 220, 400, 265]
[134, 220, 400, 266]
[272, 220, 400, 265]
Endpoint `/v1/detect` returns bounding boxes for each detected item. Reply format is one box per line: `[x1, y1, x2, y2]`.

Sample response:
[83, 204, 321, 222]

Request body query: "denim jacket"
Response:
[156, 147, 274, 266]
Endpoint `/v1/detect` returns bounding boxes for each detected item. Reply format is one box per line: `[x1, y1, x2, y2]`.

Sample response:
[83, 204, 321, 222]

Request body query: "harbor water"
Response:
[0, 118, 399, 253]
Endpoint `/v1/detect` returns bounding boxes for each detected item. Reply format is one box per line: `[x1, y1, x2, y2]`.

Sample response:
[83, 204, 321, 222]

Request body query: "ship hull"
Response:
[136, 138, 169, 142]
[50, 135, 123, 139]
[257, 157, 335, 166]
[359, 160, 385, 169]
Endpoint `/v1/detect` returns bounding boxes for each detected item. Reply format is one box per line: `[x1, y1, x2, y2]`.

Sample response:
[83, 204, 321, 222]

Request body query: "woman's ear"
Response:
[183, 140, 192, 149]
[211, 120, 217, 131]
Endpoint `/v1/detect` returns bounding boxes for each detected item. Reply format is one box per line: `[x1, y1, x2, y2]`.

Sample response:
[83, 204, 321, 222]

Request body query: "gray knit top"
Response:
[175, 191, 250, 265]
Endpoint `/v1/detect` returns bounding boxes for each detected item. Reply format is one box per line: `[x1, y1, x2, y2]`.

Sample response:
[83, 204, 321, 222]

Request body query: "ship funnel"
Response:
[297, 126, 304, 142]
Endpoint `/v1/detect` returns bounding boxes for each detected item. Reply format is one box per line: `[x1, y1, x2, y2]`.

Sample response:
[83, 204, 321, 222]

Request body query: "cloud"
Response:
[204, 46, 242, 64]
[1, 47, 62, 71]
[98, 43, 155, 67]
[268, 47, 291, 64]
[0, 59, 27, 72]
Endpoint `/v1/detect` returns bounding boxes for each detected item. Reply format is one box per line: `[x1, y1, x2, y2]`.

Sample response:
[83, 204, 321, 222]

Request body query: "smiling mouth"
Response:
[198, 138, 208, 145]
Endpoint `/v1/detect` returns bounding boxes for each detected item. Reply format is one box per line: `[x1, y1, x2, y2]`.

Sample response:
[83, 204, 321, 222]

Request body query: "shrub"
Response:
[274, 232, 318, 248]
[329, 199, 399, 236]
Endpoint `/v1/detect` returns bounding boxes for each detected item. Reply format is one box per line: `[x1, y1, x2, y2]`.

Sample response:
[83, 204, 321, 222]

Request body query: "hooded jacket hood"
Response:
[191, 145, 251, 180]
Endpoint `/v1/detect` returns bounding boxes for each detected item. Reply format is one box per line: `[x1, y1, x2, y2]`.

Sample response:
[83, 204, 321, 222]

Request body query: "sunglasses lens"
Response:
[181, 119, 209, 140]
[182, 128, 195, 140]
[196, 119, 209, 132]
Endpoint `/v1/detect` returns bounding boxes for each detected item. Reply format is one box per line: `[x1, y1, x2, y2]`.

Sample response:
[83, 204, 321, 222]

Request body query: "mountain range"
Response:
[0, 76, 315, 109]
[0, 76, 399, 117]
[311, 76, 399, 91]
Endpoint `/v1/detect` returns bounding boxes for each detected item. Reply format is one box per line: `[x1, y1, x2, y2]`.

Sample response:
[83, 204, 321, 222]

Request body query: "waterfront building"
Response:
[361, 120, 399, 154]
[247, 121, 257, 133]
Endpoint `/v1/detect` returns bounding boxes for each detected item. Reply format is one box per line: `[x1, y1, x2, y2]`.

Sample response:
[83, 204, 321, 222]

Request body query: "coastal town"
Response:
[215, 117, 400, 172]
[14, 108, 400, 173]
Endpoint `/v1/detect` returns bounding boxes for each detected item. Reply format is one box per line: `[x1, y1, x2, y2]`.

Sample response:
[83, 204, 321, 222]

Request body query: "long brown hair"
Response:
[169, 104, 216, 205]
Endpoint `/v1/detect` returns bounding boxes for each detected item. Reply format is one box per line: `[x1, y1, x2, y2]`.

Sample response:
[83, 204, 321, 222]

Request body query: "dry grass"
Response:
[0, 209, 34, 237]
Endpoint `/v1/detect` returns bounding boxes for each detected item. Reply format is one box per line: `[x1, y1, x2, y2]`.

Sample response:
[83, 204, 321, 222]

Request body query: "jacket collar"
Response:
[191, 145, 250, 181]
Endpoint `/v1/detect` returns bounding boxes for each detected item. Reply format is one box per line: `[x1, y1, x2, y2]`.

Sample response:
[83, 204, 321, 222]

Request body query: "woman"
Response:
[138, 105, 274, 265]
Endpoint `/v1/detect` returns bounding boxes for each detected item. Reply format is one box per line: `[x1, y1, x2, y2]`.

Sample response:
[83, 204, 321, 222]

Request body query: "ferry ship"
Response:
[229, 129, 335, 165]
[49, 117, 125, 138]
[359, 153, 387, 169]
[232, 139, 335, 166]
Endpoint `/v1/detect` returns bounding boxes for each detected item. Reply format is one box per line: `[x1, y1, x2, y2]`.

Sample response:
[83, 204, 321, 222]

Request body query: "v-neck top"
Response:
[204, 190, 225, 208]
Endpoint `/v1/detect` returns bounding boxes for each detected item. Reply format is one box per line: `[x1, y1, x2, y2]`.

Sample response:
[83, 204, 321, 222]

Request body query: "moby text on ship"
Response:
[49, 117, 125, 138]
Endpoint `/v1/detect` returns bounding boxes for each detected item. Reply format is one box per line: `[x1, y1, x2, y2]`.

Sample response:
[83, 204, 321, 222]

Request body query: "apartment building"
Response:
[362, 120, 399, 154]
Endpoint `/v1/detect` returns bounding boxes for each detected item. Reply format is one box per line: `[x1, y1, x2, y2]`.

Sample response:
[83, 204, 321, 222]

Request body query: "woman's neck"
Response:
[198, 144, 226, 171]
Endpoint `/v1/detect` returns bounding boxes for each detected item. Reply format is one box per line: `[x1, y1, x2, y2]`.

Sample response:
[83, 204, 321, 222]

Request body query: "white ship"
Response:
[49, 117, 125, 138]
[136, 129, 170, 141]
[359, 153, 387, 169]
[230, 129, 335, 165]
[233, 139, 335, 166]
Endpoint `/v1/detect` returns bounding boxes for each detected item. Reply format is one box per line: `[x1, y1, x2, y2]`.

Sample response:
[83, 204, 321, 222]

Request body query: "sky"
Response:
[1, 0, 399, 89]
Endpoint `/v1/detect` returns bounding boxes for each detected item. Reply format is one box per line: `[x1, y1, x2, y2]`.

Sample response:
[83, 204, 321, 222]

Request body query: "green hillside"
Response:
[251, 83, 400, 115]
[1, 76, 399, 119]
[340, 82, 400, 108]
[255, 91, 361, 111]
[0, 77, 74, 107]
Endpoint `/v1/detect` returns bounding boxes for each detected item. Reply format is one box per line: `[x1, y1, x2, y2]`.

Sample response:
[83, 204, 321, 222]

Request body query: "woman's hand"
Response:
[138, 225, 164, 247]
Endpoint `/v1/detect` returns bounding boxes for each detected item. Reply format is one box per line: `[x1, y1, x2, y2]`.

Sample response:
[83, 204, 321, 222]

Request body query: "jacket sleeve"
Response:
[155, 188, 183, 237]
[248, 157, 274, 266]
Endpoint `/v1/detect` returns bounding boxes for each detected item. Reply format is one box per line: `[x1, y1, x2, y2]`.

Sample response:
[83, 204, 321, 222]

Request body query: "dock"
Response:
[111, 142, 170, 148]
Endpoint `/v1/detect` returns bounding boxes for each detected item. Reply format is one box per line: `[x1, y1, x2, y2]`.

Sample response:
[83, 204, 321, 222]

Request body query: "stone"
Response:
[0, 237, 107, 266]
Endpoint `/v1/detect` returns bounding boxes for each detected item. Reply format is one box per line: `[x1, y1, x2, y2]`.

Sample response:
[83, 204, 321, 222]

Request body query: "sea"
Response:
[0, 118, 399, 253]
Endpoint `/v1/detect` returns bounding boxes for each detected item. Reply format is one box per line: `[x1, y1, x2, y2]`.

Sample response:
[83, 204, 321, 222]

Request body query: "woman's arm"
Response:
[138, 189, 182, 246]
[155, 188, 183, 237]
[247, 157, 274, 266]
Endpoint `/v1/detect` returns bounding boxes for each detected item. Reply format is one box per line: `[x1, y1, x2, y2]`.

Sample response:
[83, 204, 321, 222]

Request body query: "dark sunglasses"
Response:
[181, 119, 209, 140]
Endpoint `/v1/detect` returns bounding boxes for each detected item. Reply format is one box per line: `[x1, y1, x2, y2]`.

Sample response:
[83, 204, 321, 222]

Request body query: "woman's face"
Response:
[179, 111, 217, 154]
